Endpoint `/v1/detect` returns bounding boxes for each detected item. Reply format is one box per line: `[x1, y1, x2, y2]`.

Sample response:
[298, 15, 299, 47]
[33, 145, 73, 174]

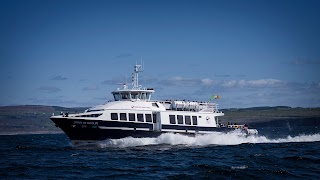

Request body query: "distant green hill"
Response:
[0, 105, 319, 134]
[221, 106, 292, 111]
[0, 105, 88, 135]
[220, 107, 320, 123]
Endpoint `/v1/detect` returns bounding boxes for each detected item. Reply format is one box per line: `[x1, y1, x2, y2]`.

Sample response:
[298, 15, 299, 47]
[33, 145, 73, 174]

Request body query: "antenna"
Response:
[132, 62, 143, 89]
[140, 57, 144, 72]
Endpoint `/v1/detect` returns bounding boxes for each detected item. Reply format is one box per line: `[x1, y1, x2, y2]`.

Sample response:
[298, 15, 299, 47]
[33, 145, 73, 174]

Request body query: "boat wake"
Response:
[96, 131, 320, 148]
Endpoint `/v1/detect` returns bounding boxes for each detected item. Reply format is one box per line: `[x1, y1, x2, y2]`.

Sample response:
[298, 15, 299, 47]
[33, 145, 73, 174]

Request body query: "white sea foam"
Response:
[97, 131, 320, 148]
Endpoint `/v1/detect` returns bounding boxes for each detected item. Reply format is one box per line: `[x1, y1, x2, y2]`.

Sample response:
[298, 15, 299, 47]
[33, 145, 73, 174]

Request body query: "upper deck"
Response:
[111, 64, 155, 101]
[155, 100, 223, 113]
[112, 88, 155, 101]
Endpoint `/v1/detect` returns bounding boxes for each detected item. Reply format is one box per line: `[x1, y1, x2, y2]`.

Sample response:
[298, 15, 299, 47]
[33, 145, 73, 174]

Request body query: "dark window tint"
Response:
[92, 114, 102, 117]
[129, 113, 135, 121]
[152, 103, 159, 108]
[177, 115, 183, 124]
[111, 113, 118, 120]
[153, 113, 157, 123]
[192, 116, 197, 125]
[78, 114, 102, 117]
[137, 114, 144, 122]
[87, 109, 103, 112]
[169, 115, 176, 124]
[185, 116, 191, 125]
[120, 113, 127, 121]
[145, 114, 152, 122]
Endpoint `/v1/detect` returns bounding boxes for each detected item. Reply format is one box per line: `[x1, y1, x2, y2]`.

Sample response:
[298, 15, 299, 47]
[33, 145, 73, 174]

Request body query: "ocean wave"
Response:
[97, 131, 320, 148]
[0, 131, 63, 136]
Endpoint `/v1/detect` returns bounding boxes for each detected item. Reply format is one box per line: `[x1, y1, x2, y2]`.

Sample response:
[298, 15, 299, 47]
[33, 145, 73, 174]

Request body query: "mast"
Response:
[132, 64, 143, 90]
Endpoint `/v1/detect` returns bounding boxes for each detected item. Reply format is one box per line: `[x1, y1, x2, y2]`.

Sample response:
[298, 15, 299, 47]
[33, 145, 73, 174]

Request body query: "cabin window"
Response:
[192, 116, 197, 125]
[139, 92, 146, 99]
[131, 92, 138, 99]
[91, 113, 102, 117]
[113, 93, 120, 101]
[152, 103, 159, 108]
[137, 114, 144, 122]
[96, 113, 103, 117]
[111, 113, 118, 120]
[77, 114, 102, 117]
[129, 113, 135, 121]
[121, 93, 129, 99]
[185, 116, 191, 125]
[87, 109, 103, 112]
[146, 93, 151, 100]
[177, 115, 183, 124]
[169, 115, 176, 124]
[145, 114, 152, 122]
[120, 113, 127, 121]
[153, 113, 157, 123]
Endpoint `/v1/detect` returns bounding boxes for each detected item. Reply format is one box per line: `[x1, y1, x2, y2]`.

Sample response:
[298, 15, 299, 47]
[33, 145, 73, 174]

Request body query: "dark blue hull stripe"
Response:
[51, 118, 230, 140]
[161, 124, 216, 131]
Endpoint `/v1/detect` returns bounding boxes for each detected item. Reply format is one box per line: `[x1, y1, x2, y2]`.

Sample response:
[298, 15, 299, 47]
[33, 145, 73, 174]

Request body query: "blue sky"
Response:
[1, 0, 320, 108]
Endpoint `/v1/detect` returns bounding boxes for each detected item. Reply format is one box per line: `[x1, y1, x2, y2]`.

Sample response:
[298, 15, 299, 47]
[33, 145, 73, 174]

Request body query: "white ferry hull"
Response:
[51, 117, 230, 141]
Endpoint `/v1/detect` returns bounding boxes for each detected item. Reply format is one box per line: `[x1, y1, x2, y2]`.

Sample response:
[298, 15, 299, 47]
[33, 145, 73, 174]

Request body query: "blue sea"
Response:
[1, 118, 320, 179]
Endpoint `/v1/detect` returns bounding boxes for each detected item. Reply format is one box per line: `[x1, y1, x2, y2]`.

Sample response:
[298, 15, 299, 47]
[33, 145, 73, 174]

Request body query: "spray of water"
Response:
[97, 131, 320, 148]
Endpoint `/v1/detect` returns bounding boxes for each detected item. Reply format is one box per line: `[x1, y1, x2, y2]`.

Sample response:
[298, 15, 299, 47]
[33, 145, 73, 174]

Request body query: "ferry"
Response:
[50, 64, 258, 143]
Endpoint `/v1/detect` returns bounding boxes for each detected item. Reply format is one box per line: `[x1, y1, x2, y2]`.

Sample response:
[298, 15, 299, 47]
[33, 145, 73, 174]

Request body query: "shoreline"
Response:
[1, 105, 319, 134]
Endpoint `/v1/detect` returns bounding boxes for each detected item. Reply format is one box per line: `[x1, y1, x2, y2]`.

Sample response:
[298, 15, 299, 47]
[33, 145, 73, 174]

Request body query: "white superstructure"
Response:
[51, 63, 256, 142]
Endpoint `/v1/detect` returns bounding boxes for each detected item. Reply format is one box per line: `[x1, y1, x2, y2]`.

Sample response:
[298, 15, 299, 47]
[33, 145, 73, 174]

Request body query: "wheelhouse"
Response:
[112, 89, 155, 101]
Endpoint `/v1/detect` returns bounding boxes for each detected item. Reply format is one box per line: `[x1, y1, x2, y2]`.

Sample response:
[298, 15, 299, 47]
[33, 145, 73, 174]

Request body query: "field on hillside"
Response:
[0, 105, 87, 134]
[220, 107, 320, 123]
[1, 105, 319, 134]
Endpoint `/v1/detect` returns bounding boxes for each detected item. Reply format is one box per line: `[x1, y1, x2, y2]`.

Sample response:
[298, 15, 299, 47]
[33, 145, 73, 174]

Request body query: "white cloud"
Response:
[222, 80, 237, 88]
[162, 76, 283, 89]
[50, 75, 68, 81]
[219, 79, 283, 88]
[201, 78, 214, 86]
[141, 76, 320, 107]
[247, 79, 282, 86]
[171, 76, 183, 81]
[162, 76, 200, 87]
[238, 80, 246, 86]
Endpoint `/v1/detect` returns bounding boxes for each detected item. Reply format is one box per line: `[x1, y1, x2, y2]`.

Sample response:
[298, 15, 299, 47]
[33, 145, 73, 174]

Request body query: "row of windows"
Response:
[111, 113, 156, 123]
[86, 109, 104, 112]
[110, 113, 198, 125]
[169, 115, 198, 125]
[76, 113, 102, 117]
[113, 92, 152, 101]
